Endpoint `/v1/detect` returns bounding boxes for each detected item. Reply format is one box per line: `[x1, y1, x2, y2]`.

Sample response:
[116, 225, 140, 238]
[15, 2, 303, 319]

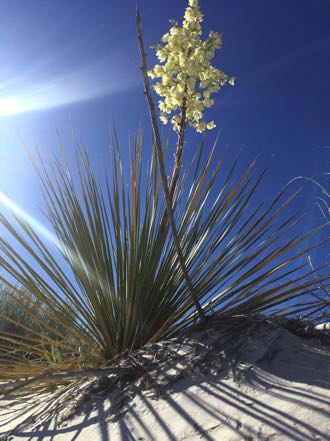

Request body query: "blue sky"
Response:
[0, 0, 329, 268]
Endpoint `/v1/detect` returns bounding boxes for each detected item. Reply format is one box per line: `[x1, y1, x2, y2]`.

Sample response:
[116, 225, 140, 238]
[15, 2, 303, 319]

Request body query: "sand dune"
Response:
[1, 316, 329, 440]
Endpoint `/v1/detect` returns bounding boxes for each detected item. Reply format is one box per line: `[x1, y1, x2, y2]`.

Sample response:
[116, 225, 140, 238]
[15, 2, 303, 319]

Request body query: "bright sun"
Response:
[0, 98, 24, 117]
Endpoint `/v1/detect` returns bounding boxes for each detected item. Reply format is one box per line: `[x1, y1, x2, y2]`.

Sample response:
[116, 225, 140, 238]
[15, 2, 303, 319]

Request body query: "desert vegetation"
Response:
[0, 0, 328, 390]
[0, 135, 328, 381]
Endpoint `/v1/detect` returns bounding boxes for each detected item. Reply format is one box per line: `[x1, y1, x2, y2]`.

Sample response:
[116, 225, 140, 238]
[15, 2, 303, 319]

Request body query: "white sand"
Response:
[1, 321, 329, 440]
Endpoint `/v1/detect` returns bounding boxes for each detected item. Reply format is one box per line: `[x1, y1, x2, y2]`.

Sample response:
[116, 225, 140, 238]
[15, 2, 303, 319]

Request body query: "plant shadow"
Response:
[2, 328, 329, 441]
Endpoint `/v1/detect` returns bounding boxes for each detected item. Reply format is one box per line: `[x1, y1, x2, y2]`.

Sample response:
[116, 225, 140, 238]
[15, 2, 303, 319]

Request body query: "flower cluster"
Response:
[148, 0, 235, 133]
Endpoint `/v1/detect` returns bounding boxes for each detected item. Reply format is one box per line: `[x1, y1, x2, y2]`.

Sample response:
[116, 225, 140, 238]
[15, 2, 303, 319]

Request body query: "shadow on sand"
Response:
[1, 326, 329, 440]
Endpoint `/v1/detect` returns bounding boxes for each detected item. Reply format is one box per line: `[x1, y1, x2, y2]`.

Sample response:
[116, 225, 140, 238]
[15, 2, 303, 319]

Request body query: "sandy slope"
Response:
[1, 318, 329, 440]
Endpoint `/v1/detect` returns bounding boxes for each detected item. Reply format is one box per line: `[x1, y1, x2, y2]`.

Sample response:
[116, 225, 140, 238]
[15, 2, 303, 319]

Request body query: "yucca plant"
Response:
[0, 281, 79, 377]
[136, 0, 235, 321]
[0, 283, 63, 337]
[0, 129, 329, 382]
[281, 176, 330, 322]
[0, 284, 42, 347]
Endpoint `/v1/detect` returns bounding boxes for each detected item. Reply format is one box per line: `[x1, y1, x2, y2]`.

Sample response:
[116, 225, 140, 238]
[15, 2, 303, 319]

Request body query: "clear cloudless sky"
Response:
[0, 0, 329, 269]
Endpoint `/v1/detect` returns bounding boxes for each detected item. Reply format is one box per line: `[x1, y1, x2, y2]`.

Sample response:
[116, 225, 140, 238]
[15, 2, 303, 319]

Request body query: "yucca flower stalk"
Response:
[0, 2, 328, 393]
[148, 0, 234, 196]
[137, 0, 234, 321]
[148, 0, 234, 134]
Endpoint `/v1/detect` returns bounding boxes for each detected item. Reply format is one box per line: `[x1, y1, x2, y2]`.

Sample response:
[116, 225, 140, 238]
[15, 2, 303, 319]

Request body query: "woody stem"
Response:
[136, 9, 206, 323]
[170, 96, 187, 199]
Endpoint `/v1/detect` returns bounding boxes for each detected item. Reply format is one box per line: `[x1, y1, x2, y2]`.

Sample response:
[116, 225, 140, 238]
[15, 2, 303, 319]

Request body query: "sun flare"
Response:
[0, 98, 24, 117]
